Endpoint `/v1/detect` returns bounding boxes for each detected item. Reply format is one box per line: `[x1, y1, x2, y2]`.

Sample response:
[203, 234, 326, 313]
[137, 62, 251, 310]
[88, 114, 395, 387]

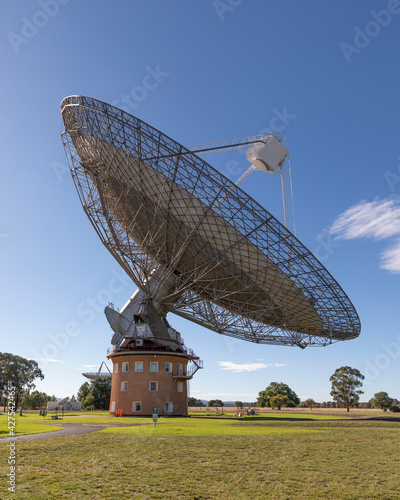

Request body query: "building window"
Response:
[121, 381, 128, 392]
[122, 362, 129, 372]
[177, 382, 183, 393]
[165, 362, 172, 373]
[114, 363, 118, 373]
[176, 363, 183, 376]
[165, 401, 173, 413]
[132, 401, 141, 412]
[149, 381, 158, 391]
[135, 362, 143, 372]
[150, 362, 158, 372]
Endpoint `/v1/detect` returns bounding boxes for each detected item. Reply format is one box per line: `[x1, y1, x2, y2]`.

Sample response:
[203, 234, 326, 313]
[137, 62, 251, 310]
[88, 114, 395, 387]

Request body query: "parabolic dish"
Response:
[61, 95, 361, 348]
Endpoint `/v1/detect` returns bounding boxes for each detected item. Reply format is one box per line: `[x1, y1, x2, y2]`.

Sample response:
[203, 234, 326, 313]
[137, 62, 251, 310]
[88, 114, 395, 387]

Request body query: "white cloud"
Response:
[381, 240, 400, 273]
[217, 361, 287, 373]
[330, 197, 400, 241]
[329, 197, 400, 273]
[83, 364, 98, 369]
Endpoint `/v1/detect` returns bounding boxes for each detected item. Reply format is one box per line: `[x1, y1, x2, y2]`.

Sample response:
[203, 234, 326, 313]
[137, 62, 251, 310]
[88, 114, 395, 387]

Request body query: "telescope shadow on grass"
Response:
[361, 415, 400, 423]
[192, 416, 337, 422]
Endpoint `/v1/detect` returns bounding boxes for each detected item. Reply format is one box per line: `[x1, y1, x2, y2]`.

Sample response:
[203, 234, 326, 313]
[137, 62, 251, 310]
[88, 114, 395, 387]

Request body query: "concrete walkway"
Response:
[0, 421, 150, 442]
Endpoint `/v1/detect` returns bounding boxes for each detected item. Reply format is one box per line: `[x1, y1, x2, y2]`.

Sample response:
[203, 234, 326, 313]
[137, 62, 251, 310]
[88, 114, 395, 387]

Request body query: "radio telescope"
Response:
[61, 95, 360, 415]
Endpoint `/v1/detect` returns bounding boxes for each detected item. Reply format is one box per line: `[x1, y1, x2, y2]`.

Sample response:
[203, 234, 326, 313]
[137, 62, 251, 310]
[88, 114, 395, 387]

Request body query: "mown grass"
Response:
[0, 412, 343, 437]
[101, 416, 324, 437]
[0, 412, 151, 431]
[0, 414, 64, 437]
[1, 412, 400, 499]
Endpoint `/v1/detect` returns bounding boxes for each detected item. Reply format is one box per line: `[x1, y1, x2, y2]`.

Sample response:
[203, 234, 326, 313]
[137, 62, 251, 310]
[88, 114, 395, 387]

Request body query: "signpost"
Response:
[153, 406, 158, 428]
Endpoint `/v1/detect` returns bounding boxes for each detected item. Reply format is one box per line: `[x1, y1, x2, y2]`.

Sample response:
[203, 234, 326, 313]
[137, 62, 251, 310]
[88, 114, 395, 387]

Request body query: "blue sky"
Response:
[1, 0, 400, 403]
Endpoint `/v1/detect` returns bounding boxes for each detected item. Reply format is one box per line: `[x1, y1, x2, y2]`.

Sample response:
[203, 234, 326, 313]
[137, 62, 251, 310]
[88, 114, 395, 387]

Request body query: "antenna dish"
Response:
[61, 95, 360, 349]
[82, 361, 112, 380]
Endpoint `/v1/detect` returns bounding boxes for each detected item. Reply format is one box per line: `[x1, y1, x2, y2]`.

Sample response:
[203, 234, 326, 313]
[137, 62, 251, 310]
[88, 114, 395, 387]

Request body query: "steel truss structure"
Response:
[61, 96, 360, 348]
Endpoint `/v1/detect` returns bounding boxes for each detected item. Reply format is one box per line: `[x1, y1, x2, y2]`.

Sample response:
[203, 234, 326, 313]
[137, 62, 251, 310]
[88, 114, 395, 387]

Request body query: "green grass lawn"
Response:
[0, 414, 64, 438]
[1, 412, 399, 499]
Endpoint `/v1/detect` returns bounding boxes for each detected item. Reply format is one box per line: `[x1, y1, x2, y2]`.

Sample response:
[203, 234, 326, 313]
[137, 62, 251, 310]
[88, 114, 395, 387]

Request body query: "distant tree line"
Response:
[189, 366, 400, 413]
[21, 391, 57, 409]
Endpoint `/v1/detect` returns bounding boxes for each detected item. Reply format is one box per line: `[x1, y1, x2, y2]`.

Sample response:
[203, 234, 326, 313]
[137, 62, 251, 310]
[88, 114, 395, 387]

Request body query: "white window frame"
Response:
[132, 401, 142, 412]
[165, 401, 173, 413]
[177, 381, 183, 393]
[114, 363, 118, 373]
[135, 362, 143, 372]
[150, 361, 158, 373]
[122, 362, 129, 373]
[121, 381, 128, 392]
[149, 381, 158, 392]
[165, 362, 172, 373]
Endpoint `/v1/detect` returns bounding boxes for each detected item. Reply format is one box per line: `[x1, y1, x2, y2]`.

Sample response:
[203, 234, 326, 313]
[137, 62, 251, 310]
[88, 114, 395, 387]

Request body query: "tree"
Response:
[70, 394, 77, 402]
[187, 397, 204, 407]
[234, 401, 243, 408]
[21, 390, 48, 409]
[77, 379, 111, 410]
[257, 382, 300, 408]
[77, 382, 91, 403]
[330, 366, 364, 412]
[207, 399, 224, 407]
[90, 378, 111, 410]
[370, 392, 393, 411]
[270, 394, 288, 410]
[0, 352, 44, 409]
[304, 398, 315, 410]
[83, 392, 95, 410]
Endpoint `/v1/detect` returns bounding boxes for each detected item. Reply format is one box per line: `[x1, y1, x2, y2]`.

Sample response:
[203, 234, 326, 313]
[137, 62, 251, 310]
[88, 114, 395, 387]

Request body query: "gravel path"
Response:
[0, 422, 150, 442]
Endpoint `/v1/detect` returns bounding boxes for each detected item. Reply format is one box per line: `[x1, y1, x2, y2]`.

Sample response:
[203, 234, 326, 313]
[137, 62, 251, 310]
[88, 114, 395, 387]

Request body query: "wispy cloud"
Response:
[330, 197, 400, 273]
[380, 240, 400, 273]
[217, 361, 287, 373]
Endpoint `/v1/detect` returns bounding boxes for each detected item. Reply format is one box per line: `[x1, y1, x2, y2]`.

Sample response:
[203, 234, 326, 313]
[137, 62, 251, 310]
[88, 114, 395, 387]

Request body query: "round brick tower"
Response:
[108, 350, 196, 416]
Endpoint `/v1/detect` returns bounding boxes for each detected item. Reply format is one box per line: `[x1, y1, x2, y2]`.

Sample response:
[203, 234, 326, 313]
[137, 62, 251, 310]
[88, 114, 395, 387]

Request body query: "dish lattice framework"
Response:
[61, 96, 361, 348]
